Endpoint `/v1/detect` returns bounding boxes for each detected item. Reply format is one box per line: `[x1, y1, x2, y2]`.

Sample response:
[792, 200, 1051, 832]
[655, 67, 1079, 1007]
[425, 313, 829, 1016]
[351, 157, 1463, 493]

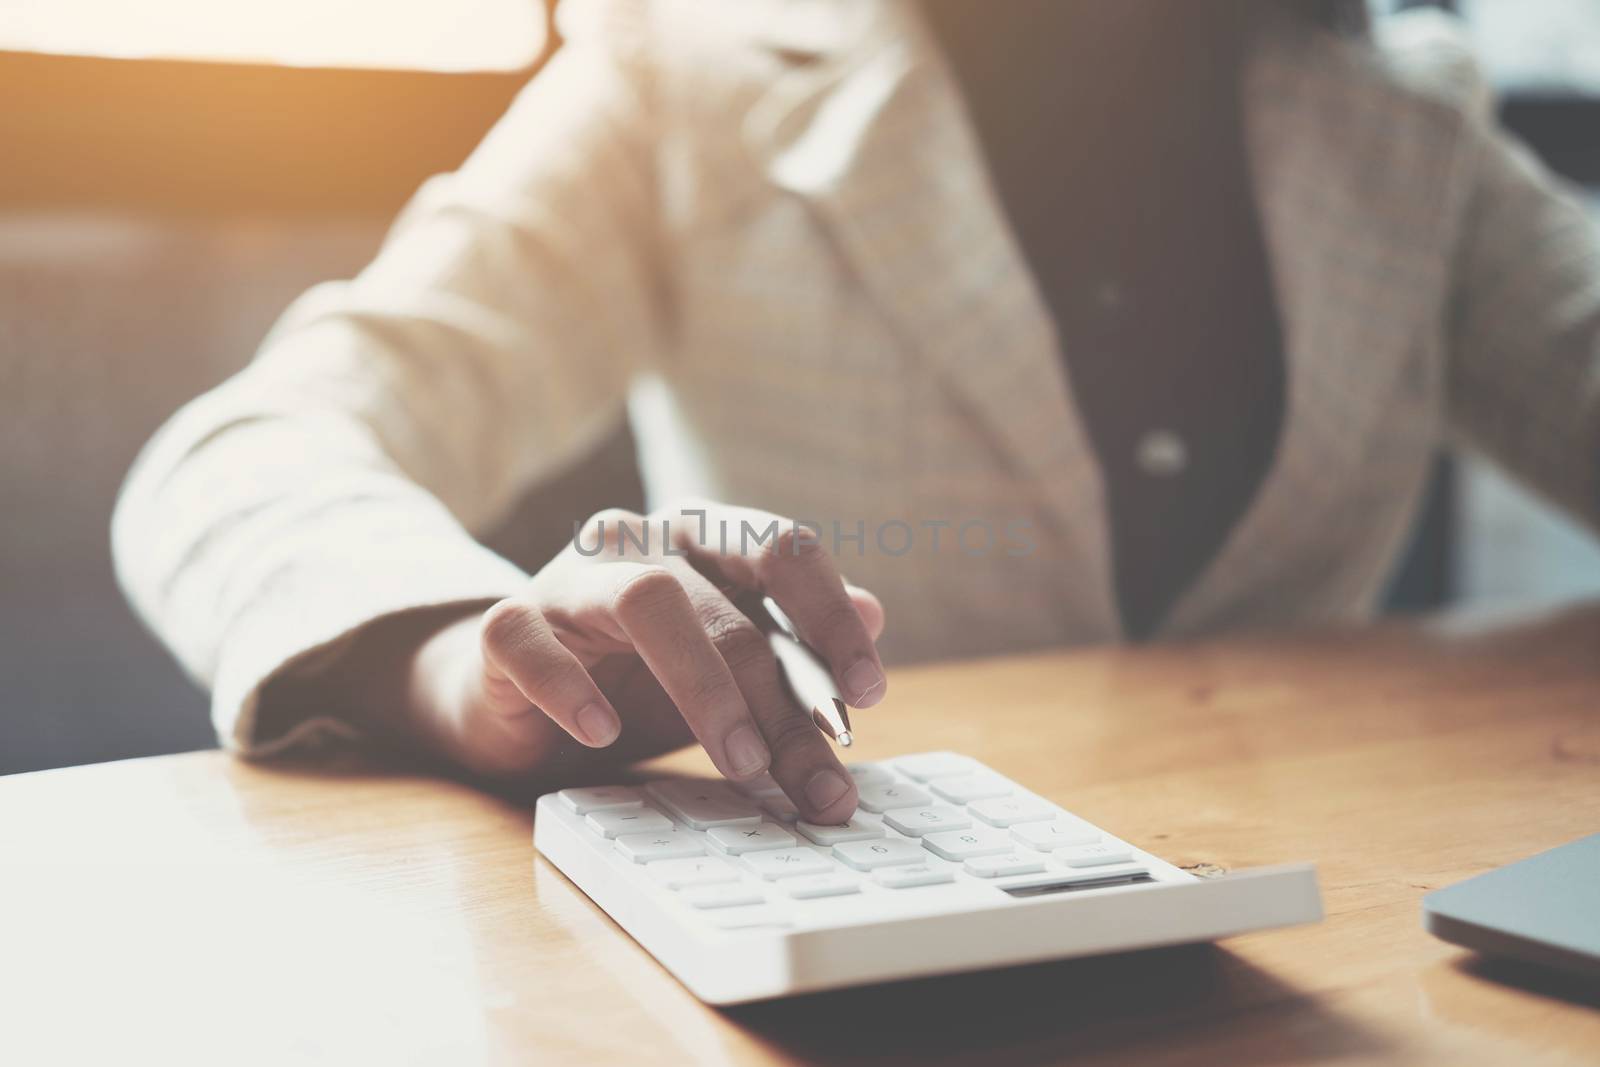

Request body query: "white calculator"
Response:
[533, 751, 1322, 1004]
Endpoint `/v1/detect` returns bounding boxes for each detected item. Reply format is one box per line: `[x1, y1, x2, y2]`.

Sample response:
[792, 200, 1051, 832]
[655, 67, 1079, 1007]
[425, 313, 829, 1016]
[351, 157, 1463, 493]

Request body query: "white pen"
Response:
[761, 595, 853, 747]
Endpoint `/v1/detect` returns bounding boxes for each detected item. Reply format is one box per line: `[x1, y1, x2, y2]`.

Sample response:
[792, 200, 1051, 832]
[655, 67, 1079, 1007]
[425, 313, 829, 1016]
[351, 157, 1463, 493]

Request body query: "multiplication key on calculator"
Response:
[533, 751, 1322, 1003]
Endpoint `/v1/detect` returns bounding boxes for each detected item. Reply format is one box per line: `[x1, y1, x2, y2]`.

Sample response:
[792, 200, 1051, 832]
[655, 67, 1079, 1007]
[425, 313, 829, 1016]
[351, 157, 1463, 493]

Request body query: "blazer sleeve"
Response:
[111, 1, 669, 755]
[1445, 85, 1600, 532]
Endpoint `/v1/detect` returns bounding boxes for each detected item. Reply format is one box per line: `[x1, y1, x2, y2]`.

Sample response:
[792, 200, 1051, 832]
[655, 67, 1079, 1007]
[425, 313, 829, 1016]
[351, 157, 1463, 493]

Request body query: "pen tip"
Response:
[837, 730, 853, 747]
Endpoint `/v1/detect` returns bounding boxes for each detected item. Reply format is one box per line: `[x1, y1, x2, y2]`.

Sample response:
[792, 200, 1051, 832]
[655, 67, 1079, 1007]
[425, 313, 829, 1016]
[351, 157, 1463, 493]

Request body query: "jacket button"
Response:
[1136, 429, 1188, 477]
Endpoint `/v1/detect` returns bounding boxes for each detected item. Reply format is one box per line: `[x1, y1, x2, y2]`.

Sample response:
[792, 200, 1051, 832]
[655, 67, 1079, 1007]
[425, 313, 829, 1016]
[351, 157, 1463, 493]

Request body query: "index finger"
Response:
[601, 563, 772, 783]
[668, 503, 886, 708]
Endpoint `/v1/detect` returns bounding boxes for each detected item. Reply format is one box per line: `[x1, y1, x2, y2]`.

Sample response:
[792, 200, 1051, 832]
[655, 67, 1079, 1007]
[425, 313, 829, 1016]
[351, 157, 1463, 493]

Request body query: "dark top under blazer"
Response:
[923, 0, 1287, 638]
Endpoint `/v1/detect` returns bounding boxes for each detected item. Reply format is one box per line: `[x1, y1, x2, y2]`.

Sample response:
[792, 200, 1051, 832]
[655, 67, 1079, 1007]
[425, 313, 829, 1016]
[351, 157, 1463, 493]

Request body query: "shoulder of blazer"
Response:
[555, 0, 904, 231]
[1243, 8, 1491, 193]
[557, 0, 890, 81]
[1364, 10, 1495, 120]
[559, 2, 1490, 122]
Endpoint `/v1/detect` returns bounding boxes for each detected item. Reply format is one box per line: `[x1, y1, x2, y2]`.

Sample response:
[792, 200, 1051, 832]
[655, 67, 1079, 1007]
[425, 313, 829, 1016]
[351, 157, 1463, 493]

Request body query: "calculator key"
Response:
[843, 763, 897, 787]
[744, 848, 834, 880]
[706, 906, 792, 931]
[782, 874, 862, 900]
[894, 753, 977, 781]
[1011, 820, 1101, 851]
[883, 806, 973, 837]
[645, 780, 763, 830]
[970, 795, 1057, 827]
[683, 885, 766, 909]
[921, 826, 1013, 861]
[733, 772, 781, 795]
[646, 857, 740, 889]
[760, 794, 800, 823]
[873, 863, 956, 889]
[1056, 843, 1136, 868]
[706, 822, 798, 855]
[964, 851, 1047, 878]
[795, 818, 885, 846]
[834, 838, 927, 870]
[614, 830, 704, 863]
[929, 775, 1013, 805]
[558, 786, 643, 815]
[856, 783, 933, 813]
[586, 809, 674, 839]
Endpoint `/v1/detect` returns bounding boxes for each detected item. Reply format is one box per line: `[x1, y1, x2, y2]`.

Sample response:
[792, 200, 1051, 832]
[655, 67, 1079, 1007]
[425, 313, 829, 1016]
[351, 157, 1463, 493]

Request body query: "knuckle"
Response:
[480, 599, 537, 655]
[611, 565, 684, 620]
[812, 600, 865, 643]
[708, 618, 770, 674]
[581, 507, 644, 547]
[763, 712, 825, 756]
[652, 501, 699, 552]
[680, 669, 738, 713]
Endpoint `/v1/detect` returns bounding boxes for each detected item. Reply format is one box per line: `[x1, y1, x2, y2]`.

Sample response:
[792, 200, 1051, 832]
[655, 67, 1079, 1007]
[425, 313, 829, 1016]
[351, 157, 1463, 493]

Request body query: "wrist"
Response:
[316, 602, 491, 753]
[403, 610, 484, 733]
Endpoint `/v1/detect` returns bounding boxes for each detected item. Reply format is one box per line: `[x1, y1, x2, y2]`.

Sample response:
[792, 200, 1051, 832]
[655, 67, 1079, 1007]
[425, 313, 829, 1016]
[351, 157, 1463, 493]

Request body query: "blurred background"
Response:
[3, 0, 1599, 776]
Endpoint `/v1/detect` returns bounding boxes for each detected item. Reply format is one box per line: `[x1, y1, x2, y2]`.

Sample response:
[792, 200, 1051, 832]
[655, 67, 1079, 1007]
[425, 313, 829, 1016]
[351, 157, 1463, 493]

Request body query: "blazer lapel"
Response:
[741, 0, 1119, 633]
[1162, 17, 1468, 634]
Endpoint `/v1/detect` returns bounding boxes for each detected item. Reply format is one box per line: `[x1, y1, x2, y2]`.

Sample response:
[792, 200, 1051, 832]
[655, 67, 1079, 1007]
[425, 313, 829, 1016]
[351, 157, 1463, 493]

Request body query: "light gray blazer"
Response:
[113, 0, 1600, 753]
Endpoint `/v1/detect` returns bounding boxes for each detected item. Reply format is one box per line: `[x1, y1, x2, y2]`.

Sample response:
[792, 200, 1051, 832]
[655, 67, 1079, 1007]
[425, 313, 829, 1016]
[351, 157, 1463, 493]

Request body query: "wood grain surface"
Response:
[3, 605, 1598, 1065]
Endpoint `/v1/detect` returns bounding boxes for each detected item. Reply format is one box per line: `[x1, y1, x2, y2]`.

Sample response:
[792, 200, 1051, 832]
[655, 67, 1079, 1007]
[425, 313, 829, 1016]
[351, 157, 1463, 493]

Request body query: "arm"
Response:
[1446, 91, 1600, 532]
[112, 5, 668, 756]
[114, 5, 886, 822]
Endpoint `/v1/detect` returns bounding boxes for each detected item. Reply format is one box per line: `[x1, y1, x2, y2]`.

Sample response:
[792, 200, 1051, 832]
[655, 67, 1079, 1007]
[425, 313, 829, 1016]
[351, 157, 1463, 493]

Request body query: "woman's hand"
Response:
[399, 502, 886, 824]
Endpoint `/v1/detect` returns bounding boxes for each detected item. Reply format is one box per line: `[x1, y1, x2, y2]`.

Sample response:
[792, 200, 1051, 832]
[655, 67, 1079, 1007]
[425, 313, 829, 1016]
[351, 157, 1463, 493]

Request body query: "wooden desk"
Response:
[3, 607, 1598, 1066]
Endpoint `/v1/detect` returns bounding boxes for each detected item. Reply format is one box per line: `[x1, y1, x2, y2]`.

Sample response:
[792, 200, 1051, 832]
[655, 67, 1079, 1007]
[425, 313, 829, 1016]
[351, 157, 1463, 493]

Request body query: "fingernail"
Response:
[724, 725, 771, 777]
[842, 659, 885, 706]
[576, 703, 620, 746]
[805, 769, 850, 811]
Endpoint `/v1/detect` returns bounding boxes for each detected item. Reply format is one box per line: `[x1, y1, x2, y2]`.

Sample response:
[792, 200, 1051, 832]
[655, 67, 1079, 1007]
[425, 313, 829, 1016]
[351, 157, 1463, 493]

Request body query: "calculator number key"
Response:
[585, 809, 674, 839]
[844, 763, 898, 787]
[883, 806, 972, 837]
[614, 830, 704, 863]
[921, 826, 1012, 861]
[970, 795, 1057, 827]
[558, 786, 643, 815]
[706, 822, 798, 855]
[856, 783, 934, 813]
[894, 753, 978, 781]
[873, 863, 956, 889]
[733, 773, 782, 796]
[929, 774, 1013, 804]
[834, 838, 926, 870]
[645, 780, 763, 830]
[759, 794, 800, 823]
